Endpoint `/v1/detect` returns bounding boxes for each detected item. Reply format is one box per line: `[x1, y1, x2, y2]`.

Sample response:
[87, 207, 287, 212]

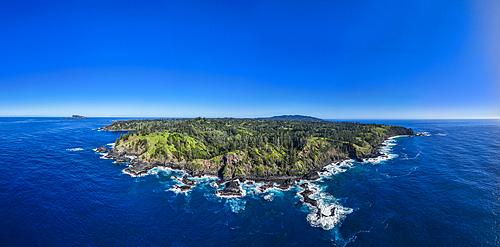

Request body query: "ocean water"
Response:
[0, 118, 499, 246]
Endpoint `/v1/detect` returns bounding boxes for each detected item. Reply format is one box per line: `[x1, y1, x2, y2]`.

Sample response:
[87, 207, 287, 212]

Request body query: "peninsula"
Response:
[99, 116, 414, 196]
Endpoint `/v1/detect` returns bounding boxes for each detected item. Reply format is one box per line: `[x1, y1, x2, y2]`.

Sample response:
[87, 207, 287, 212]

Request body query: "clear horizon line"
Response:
[1, 115, 499, 120]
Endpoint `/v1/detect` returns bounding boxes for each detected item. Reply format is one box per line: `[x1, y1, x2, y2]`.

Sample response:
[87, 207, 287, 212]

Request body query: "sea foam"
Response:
[318, 160, 356, 178]
[225, 198, 246, 213]
[361, 136, 405, 164]
[298, 182, 354, 230]
[306, 202, 353, 231]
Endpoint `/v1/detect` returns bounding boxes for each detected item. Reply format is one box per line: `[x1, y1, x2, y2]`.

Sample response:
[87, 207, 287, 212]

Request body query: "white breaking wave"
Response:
[149, 167, 172, 176]
[318, 160, 356, 178]
[308, 137, 404, 229]
[168, 187, 190, 195]
[363, 153, 397, 164]
[306, 202, 353, 231]
[225, 198, 246, 213]
[361, 136, 408, 164]
[122, 169, 147, 178]
[190, 175, 219, 184]
[264, 193, 275, 201]
[297, 182, 353, 231]
[67, 148, 83, 151]
[215, 179, 247, 198]
[168, 186, 191, 195]
[210, 182, 219, 188]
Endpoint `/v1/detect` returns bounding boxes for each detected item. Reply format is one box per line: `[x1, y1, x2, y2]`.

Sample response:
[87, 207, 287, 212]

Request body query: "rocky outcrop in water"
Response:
[96, 146, 108, 153]
[415, 132, 430, 136]
[116, 156, 131, 164]
[182, 176, 196, 186]
[299, 183, 318, 207]
[216, 180, 244, 197]
[104, 148, 122, 159]
[123, 159, 157, 177]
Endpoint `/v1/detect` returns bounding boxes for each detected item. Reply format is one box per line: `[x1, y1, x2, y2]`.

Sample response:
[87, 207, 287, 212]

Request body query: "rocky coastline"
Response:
[97, 134, 399, 185]
[96, 133, 412, 216]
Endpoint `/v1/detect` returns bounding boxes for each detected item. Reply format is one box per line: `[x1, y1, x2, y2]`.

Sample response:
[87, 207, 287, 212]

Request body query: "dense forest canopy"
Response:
[255, 115, 325, 122]
[104, 117, 414, 177]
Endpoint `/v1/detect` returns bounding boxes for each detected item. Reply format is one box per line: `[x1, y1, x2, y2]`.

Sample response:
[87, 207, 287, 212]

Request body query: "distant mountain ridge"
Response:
[256, 115, 325, 122]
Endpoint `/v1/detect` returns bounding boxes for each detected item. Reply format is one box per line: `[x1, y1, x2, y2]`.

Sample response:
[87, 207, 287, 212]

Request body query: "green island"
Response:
[101, 116, 414, 194]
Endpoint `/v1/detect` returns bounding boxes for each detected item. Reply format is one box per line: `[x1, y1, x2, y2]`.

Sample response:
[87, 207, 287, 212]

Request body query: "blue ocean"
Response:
[0, 118, 498, 246]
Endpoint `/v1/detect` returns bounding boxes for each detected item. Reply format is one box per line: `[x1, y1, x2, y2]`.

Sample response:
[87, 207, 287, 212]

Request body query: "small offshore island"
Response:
[98, 115, 415, 209]
[63, 115, 88, 119]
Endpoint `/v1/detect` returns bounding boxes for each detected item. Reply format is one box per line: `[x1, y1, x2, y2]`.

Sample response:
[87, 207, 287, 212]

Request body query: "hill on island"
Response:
[102, 116, 414, 180]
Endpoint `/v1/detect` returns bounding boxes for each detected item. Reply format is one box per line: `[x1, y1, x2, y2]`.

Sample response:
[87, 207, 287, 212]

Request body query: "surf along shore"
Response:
[95, 117, 417, 218]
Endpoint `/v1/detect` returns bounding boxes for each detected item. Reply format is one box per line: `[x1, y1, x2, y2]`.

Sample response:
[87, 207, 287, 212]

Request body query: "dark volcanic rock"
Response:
[124, 152, 140, 156]
[300, 189, 318, 207]
[299, 183, 319, 208]
[192, 170, 218, 177]
[116, 156, 131, 164]
[105, 148, 122, 159]
[179, 185, 192, 191]
[300, 188, 313, 198]
[234, 174, 301, 184]
[170, 163, 184, 170]
[302, 171, 320, 181]
[96, 146, 108, 153]
[259, 183, 274, 193]
[174, 184, 192, 192]
[223, 180, 241, 193]
[215, 180, 226, 188]
[182, 176, 196, 186]
[216, 180, 243, 196]
[123, 159, 156, 177]
[317, 206, 336, 218]
[278, 179, 295, 190]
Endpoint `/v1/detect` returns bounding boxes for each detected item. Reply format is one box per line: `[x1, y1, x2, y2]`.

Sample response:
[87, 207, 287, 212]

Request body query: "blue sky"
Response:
[1, 0, 498, 118]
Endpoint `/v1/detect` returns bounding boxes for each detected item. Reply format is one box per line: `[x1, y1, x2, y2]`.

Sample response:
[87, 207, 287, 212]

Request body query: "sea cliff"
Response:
[99, 116, 414, 190]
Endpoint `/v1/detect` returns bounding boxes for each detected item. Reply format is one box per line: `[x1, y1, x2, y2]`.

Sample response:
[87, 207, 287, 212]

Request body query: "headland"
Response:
[97, 115, 415, 214]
